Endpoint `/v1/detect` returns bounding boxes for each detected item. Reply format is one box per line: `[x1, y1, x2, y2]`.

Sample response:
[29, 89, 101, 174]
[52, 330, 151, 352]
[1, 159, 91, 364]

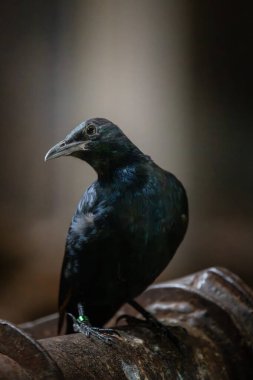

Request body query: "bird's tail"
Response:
[58, 288, 72, 334]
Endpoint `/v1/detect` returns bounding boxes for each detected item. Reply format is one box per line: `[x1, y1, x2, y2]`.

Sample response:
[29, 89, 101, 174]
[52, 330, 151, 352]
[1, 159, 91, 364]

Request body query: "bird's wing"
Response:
[58, 201, 117, 331]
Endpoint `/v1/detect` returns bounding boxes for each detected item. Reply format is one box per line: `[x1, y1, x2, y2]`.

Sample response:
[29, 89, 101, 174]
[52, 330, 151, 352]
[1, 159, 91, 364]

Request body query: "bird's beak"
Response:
[44, 140, 86, 162]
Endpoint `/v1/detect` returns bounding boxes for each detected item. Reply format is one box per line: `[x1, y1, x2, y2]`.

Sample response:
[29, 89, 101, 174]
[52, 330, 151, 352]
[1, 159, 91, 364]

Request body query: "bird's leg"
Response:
[118, 299, 184, 346]
[67, 303, 120, 344]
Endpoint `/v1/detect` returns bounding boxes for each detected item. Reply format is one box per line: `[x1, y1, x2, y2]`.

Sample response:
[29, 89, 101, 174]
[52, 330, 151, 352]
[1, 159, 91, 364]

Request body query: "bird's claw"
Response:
[117, 312, 165, 331]
[119, 312, 181, 346]
[67, 313, 121, 344]
[141, 313, 187, 340]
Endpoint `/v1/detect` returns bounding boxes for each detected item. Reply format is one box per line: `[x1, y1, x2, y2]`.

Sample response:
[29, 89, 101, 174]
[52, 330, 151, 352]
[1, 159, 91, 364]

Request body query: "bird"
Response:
[45, 118, 188, 341]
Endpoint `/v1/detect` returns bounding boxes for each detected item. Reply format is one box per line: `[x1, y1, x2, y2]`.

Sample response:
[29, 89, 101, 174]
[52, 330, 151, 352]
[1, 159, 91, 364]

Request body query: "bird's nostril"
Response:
[59, 141, 66, 148]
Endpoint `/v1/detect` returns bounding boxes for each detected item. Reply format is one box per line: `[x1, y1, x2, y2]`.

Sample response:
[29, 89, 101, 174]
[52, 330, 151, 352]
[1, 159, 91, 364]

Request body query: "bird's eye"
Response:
[86, 124, 96, 135]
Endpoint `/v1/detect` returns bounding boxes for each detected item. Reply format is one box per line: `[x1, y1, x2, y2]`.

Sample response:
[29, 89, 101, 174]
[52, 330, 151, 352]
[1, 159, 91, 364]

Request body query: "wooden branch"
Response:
[1, 267, 253, 379]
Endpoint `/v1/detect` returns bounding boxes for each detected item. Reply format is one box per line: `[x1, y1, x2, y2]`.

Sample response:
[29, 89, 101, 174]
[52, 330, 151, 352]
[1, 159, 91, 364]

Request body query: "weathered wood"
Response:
[0, 267, 253, 379]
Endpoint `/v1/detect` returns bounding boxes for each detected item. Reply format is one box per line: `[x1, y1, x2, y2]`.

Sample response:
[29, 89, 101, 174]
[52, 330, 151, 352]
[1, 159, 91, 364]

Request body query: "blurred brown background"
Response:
[0, 1, 252, 323]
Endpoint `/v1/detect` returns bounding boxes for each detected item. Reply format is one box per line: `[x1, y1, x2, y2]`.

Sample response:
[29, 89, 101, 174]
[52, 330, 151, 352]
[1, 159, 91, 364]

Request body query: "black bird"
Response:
[45, 118, 188, 339]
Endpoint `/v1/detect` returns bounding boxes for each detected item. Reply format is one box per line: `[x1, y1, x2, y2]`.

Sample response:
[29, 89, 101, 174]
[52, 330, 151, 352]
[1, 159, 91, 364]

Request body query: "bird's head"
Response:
[45, 118, 142, 174]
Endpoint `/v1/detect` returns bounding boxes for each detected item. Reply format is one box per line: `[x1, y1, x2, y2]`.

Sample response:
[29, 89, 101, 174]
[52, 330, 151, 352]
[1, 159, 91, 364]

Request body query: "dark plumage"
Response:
[45, 118, 188, 333]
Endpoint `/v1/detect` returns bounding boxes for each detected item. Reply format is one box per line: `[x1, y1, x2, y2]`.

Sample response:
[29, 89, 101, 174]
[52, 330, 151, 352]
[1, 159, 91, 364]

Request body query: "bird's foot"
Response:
[67, 303, 120, 345]
[119, 300, 186, 347]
